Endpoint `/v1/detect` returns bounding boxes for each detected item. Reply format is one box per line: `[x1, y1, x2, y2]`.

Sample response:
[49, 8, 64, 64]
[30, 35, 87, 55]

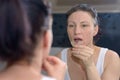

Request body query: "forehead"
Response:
[68, 11, 93, 22]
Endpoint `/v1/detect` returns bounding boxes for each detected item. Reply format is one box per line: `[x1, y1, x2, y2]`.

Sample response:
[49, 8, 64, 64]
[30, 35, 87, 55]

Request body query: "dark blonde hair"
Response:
[67, 4, 98, 26]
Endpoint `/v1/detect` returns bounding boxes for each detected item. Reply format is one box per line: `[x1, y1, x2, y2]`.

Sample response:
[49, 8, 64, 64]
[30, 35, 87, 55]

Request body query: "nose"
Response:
[74, 26, 82, 35]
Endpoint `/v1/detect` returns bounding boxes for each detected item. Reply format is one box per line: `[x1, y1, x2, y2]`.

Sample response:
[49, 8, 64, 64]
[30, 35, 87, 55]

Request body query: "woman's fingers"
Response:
[70, 45, 94, 67]
[42, 56, 67, 80]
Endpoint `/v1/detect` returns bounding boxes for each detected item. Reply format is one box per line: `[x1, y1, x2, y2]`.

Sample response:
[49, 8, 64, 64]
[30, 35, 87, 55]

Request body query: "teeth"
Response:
[71, 40, 82, 47]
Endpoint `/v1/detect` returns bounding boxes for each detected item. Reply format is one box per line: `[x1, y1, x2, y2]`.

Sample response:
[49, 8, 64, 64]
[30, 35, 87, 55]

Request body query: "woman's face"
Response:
[67, 11, 98, 47]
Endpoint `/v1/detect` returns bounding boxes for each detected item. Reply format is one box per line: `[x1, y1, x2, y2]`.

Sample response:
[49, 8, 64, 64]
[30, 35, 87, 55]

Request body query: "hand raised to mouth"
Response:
[70, 45, 94, 68]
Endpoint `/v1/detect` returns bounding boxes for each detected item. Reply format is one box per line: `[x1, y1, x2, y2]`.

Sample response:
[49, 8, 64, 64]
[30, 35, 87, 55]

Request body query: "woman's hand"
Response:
[71, 45, 94, 68]
[42, 56, 67, 80]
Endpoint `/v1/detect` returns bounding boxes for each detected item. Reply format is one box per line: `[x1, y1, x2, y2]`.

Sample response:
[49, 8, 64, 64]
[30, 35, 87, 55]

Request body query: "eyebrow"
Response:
[68, 20, 89, 24]
[80, 21, 89, 24]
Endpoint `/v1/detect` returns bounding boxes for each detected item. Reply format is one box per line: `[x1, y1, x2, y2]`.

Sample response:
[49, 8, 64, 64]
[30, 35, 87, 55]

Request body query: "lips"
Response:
[74, 38, 82, 43]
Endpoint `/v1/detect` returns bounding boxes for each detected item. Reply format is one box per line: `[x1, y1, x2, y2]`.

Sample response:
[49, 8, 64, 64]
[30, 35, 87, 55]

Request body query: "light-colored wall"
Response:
[0, 61, 6, 71]
[50, 47, 64, 56]
[50, 0, 120, 13]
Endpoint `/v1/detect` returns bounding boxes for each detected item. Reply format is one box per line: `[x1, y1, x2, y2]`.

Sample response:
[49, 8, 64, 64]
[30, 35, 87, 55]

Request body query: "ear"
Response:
[43, 31, 49, 48]
[93, 25, 99, 36]
[43, 30, 52, 48]
[42, 30, 52, 58]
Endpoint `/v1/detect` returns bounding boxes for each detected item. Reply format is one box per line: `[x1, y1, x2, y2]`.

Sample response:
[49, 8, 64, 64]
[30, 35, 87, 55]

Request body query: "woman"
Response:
[0, 0, 66, 80]
[56, 4, 120, 80]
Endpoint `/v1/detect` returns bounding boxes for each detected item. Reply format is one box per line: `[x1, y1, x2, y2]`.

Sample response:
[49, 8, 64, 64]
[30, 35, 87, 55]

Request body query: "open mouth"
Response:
[74, 38, 82, 43]
[70, 37, 83, 47]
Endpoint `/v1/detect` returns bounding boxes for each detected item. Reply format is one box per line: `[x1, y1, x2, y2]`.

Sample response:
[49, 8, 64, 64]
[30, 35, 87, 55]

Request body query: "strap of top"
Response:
[61, 48, 68, 63]
[42, 76, 56, 80]
[96, 48, 108, 76]
[61, 48, 70, 80]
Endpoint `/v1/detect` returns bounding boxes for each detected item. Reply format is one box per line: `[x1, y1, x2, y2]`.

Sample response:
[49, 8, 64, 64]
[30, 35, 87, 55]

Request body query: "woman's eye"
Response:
[68, 24, 74, 27]
[82, 24, 88, 27]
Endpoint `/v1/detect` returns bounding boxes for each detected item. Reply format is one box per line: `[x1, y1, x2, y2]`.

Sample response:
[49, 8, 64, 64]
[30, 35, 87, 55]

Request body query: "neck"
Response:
[5, 61, 42, 80]
[86, 42, 95, 49]
[8, 59, 42, 74]
[6, 54, 43, 77]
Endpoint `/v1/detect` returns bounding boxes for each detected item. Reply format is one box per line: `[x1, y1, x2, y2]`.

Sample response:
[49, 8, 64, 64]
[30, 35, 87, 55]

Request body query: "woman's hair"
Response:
[66, 4, 98, 26]
[0, 0, 52, 64]
[66, 4, 101, 43]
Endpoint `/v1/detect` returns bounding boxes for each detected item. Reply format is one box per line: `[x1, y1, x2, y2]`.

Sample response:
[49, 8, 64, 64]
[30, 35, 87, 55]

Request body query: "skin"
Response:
[56, 11, 120, 80]
[0, 16, 66, 80]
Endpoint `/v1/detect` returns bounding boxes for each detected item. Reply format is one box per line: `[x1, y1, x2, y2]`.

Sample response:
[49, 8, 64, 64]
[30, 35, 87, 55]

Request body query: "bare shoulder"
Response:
[106, 49, 119, 61]
[104, 49, 120, 69]
[101, 49, 120, 79]
[0, 77, 8, 80]
[0, 74, 11, 80]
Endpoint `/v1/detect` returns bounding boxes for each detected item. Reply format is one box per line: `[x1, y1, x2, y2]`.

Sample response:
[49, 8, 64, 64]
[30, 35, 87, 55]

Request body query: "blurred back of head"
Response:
[0, 0, 52, 64]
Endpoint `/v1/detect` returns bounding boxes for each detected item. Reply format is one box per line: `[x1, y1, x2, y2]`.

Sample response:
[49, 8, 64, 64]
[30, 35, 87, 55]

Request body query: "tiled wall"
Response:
[51, 13, 120, 56]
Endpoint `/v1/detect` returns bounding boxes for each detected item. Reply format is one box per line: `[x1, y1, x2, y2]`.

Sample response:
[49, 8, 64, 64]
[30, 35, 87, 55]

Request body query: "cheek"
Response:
[67, 28, 74, 40]
[84, 30, 94, 41]
[86, 27, 95, 37]
[88, 30, 94, 37]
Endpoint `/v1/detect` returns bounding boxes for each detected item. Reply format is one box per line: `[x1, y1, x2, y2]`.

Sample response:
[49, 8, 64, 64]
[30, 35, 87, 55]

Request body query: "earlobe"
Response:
[43, 31, 49, 48]
[93, 25, 99, 36]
